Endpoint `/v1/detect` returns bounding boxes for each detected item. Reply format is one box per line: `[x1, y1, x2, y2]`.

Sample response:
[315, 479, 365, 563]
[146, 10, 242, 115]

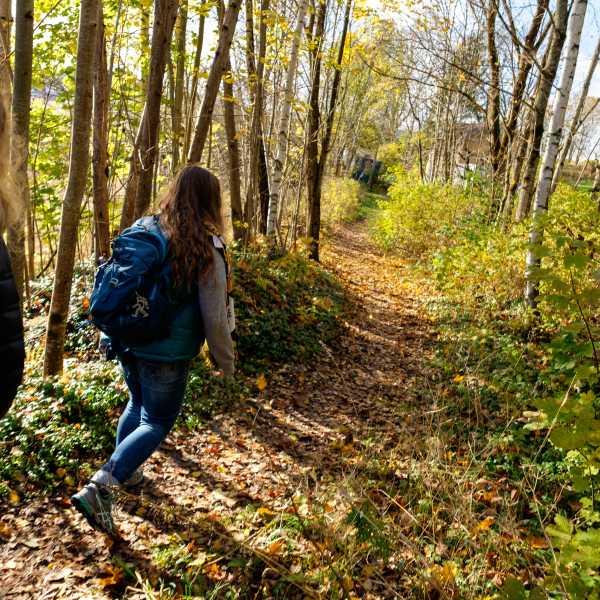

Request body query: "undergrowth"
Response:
[0, 248, 345, 502]
[370, 173, 600, 597]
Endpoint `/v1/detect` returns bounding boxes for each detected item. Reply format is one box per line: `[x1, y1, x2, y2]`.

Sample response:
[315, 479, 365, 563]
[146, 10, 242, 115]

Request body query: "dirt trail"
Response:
[0, 222, 435, 599]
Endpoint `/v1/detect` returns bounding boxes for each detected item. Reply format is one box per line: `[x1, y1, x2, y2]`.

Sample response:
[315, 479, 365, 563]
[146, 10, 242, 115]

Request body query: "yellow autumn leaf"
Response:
[8, 490, 20, 505]
[472, 516, 495, 535]
[528, 535, 549, 549]
[256, 373, 267, 391]
[453, 374, 464, 383]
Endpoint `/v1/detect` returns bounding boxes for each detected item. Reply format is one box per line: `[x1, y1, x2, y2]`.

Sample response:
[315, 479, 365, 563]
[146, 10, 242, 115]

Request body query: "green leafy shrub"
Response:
[320, 177, 363, 226]
[371, 169, 486, 257]
[372, 174, 600, 596]
[232, 248, 345, 372]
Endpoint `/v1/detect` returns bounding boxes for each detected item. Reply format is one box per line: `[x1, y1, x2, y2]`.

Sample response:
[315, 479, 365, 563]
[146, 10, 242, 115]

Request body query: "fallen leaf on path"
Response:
[97, 566, 123, 588]
[256, 374, 267, 391]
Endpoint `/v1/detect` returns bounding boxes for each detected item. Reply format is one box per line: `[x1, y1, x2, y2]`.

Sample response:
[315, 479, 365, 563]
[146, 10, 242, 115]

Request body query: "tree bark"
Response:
[92, 2, 110, 261]
[171, 0, 187, 171]
[183, 2, 206, 161]
[222, 61, 244, 240]
[305, 0, 325, 258]
[307, 0, 351, 261]
[8, 0, 33, 303]
[485, 1, 501, 181]
[0, 0, 11, 98]
[499, 0, 548, 158]
[592, 163, 600, 204]
[551, 32, 600, 193]
[120, 0, 178, 229]
[187, 0, 241, 164]
[515, 0, 568, 223]
[244, 0, 270, 235]
[266, 0, 309, 237]
[44, 0, 99, 376]
[525, 0, 588, 308]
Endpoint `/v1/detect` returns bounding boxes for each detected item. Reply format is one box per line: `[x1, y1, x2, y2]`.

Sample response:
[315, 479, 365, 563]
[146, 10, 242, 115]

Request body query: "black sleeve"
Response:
[0, 237, 25, 419]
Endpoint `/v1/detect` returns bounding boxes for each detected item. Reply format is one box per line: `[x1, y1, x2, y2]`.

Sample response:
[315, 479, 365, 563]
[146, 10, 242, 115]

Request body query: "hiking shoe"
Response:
[71, 482, 115, 536]
[123, 469, 144, 488]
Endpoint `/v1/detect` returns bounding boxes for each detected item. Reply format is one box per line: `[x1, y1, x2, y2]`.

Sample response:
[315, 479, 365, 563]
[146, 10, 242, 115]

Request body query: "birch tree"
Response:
[44, 0, 99, 376]
[514, 0, 568, 222]
[525, 0, 588, 308]
[551, 33, 600, 193]
[266, 0, 309, 238]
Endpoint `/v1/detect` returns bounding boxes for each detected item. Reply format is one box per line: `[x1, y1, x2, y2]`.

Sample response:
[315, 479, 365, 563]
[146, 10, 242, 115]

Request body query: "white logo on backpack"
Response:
[132, 292, 150, 318]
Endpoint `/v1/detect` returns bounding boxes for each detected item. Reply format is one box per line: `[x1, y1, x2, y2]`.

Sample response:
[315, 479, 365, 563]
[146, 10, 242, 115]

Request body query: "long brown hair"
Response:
[160, 165, 224, 287]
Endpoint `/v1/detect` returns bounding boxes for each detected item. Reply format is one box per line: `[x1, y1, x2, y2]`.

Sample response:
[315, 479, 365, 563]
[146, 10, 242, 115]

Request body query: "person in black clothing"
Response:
[0, 96, 25, 418]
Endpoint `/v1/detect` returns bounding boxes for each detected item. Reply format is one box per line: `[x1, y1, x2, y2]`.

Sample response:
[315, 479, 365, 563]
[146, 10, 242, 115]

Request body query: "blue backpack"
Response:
[89, 216, 188, 345]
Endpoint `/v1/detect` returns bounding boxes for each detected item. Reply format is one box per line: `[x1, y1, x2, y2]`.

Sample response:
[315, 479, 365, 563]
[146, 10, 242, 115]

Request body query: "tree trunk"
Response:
[499, 0, 548, 158]
[44, 0, 99, 376]
[307, 0, 351, 261]
[515, 0, 568, 223]
[120, 0, 178, 229]
[592, 164, 600, 204]
[0, 0, 11, 113]
[485, 1, 501, 181]
[92, 1, 110, 261]
[171, 0, 187, 171]
[8, 0, 34, 303]
[222, 61, 243, 240]
[140, 0, 151, 93]
[183, 2, 206, 161]
[244, 0, 270, 235]
[187, 0, 241, 163]
[525, 0, 588, 308]
[266, 0, 309, 237]
[305, 0, 325, 258]
[551, 32, 600, 193]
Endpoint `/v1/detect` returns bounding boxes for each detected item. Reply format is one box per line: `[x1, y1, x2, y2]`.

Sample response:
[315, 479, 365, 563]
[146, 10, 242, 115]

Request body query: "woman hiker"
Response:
[71, 165, 235, 535]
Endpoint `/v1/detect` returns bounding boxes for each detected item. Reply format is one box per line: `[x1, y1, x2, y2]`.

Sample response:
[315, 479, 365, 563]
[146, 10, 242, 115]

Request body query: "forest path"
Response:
[1, 221, 436, 599]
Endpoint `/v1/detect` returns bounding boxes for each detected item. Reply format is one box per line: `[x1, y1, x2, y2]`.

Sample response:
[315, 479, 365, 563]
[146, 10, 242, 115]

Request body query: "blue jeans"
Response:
[103, 356, 190, 483]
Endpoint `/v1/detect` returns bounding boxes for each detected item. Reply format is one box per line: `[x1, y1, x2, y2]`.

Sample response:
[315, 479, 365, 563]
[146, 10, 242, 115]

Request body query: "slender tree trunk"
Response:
[171, 0, 187, 171]
[591, 163, 600, 204]
[551, 32, 600, 193]
[515, 0, 568, 223]
[499, 0, 548, 158]
[244, 0, 270, 235]
[183, 2, 206, 161]
[0, 0, 11, 90]
[92, 2, 110, 261]
[8, 0, 33, 303]
[187, 0, 242, 163]
[308, 0, 351, 261]
[120, 0, 178, 229]
[485, 1, 501, 181]
[266, 0, 309, 237]
[222, 61, 243, 240]
[44, 0, 99, 376]
[140, 0, 151, 93]
[525, 0, 588, 308]
[0, 0, 11, 134]
[305, 0, 325, 256]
